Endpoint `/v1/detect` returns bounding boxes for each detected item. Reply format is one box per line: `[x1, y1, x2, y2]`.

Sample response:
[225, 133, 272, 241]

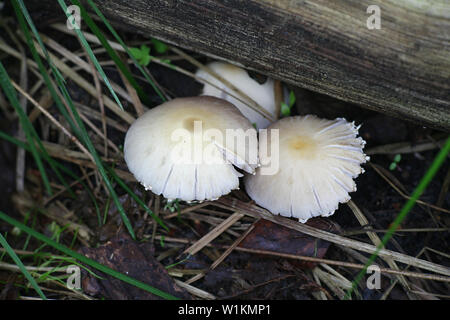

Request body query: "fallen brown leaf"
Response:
[79, 233, 191, 299]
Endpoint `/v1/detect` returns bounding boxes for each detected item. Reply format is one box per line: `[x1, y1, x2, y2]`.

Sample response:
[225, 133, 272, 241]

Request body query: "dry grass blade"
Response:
[313, 266, 351, 300]
[209, 222, 256, 270]
[117, 52, 144, 117]
[311, 270, 329, 300]
[39, 285, 94, 300]
[41, 33, 133, 106]
[154, 235, 450, 283]
[11, 80, 95, 165]
[422, 247, 450, 260]
[184, 211, 245, 256]
[320, 263, 353, 287]
[78, 112, 120, 155]
[233, 247, 450, 283]
[39, 141, 134, 182]
[410, 289, 449, 299]
[174, 279, 216, 300]
[369, 163, 450, 214]
[185, 221, 256, 285]
[75, 102, 127, 132]
[342, 227, 450, 236]
[164, 202, 212, 219]
[30, 38, 135, 124]
[347, 200, 412, 294]
[3, 21, 29, 193]
[0, 36, 135, 124]
[49, 23, 270, 120]
[82, 38, 108, 157]
[15, 43, 28, 193]
[0, 261, 67, 273]
[365, 139, 446, 155]
[217, 197, 450, 276]
[51, 23, 123, 51]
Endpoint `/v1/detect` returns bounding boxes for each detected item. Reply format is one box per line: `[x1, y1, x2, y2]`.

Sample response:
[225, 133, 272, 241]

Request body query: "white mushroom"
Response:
[244, 115, 369, 223]
[195, 61, 278, 129]
[124, 96, 258, 202]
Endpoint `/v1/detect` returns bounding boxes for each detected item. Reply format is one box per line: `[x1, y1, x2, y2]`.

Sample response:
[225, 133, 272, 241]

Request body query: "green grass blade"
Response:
[12, 0, 82, 197]
[12, 0, 79, 133]
[69, 0, 151, 105]
[345, 136, 450, 299]
[46, 82, 136, 235]
[57, 0, 124, 111]
[13, 1, 136, 238]
[0, 62, 52, 195]
[83, 0, 167, 102]
[107, 166, 169, 231]
[15, 0, 65, 82]
[50, 83, 136, 236]
[0, 211, 179, 300]
[0, 232, 47, 300]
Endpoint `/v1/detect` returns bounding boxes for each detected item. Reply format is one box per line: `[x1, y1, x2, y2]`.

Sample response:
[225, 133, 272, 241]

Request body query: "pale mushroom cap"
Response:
[124, 96, 258, 202]
[195, 62, 277, 129]
[244, 115, 368, 223]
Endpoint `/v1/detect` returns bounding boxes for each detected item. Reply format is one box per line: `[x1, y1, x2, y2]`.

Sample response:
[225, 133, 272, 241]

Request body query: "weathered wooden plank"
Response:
[32, 0, 450, 130]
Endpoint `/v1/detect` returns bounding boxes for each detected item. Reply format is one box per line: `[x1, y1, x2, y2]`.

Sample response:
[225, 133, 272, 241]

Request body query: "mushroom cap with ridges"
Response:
[196, 61, 277, 129]
[244, 115, 368, 223]
[124, 96, 258, 201]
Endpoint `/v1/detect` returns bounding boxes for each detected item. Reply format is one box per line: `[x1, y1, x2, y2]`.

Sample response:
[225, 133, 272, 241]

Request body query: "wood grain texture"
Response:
[34, 0, 450, 130]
